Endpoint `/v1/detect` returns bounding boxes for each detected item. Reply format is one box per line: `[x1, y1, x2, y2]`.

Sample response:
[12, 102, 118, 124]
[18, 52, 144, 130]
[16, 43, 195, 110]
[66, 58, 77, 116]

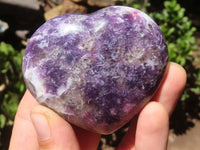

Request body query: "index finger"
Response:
[153, 62, 187, 115]
[9, 91, 40, 150]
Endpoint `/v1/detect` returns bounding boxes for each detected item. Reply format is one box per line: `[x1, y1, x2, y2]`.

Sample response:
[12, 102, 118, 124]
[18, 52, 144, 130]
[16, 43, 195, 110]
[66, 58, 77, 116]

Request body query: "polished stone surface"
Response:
[23, 6, 168, 134]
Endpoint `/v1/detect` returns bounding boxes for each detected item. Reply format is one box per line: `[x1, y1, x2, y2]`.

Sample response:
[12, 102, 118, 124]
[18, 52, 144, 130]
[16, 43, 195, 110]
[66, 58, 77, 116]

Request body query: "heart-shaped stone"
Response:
[23, 6, 168, 134]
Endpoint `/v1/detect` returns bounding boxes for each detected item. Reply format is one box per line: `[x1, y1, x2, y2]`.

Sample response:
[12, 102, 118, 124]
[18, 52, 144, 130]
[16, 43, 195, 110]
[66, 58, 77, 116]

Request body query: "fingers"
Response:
[118, 62, 186, 149]
[135, 102, 169, 150]
[31, 105, 100, 150]
[9, 90, 101, 150]
[72, 125, 101, 150]
[153, 62, 187, 115]
[30, 105, 80, 150]
[118, 102, 169, 150]
[9, 91, 39, 150]
[117, 117, 137, 150]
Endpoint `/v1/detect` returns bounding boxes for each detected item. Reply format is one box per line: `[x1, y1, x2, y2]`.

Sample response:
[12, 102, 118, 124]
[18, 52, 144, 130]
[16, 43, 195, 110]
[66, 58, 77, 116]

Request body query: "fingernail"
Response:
[31, 113, 51, 141]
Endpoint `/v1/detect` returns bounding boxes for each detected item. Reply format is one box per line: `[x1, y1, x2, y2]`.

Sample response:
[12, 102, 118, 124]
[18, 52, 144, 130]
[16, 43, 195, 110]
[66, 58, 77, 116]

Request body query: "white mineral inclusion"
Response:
[38, 40, 49, 49]
[58, 24, 83, 36]
[94, 20, 107, 32]
[24, 67, 46, 102]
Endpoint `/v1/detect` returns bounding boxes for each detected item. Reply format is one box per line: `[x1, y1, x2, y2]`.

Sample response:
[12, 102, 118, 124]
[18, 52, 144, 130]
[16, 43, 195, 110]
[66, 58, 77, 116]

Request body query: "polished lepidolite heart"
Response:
[23, 6, 168, 134]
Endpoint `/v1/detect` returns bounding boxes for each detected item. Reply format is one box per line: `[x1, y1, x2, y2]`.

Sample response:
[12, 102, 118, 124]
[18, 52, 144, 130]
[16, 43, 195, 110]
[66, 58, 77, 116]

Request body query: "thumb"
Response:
[30, 105, 80, 150]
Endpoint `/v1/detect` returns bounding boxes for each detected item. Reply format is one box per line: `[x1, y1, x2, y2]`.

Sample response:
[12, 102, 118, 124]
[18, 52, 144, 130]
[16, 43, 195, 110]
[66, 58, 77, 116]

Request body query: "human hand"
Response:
[9, 62, 186, 150]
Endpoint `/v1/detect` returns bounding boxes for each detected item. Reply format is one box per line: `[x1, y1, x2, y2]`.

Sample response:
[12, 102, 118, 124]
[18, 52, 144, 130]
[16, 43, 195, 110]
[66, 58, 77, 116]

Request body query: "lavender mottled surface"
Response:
[23, 6, 168, 134]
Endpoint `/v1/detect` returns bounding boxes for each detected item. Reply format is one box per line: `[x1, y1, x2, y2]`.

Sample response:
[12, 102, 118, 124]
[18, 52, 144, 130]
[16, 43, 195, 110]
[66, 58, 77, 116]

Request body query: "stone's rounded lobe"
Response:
[23, 6, 168, 134]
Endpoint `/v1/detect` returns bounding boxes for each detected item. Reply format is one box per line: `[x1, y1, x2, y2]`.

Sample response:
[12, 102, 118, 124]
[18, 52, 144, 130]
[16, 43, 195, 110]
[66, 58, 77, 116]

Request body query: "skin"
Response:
[9, 62, 186, 150]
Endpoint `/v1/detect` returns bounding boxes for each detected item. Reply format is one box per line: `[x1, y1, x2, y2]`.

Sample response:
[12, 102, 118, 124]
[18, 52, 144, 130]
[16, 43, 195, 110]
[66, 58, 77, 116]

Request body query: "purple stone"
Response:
[23, 6, 168, 134]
